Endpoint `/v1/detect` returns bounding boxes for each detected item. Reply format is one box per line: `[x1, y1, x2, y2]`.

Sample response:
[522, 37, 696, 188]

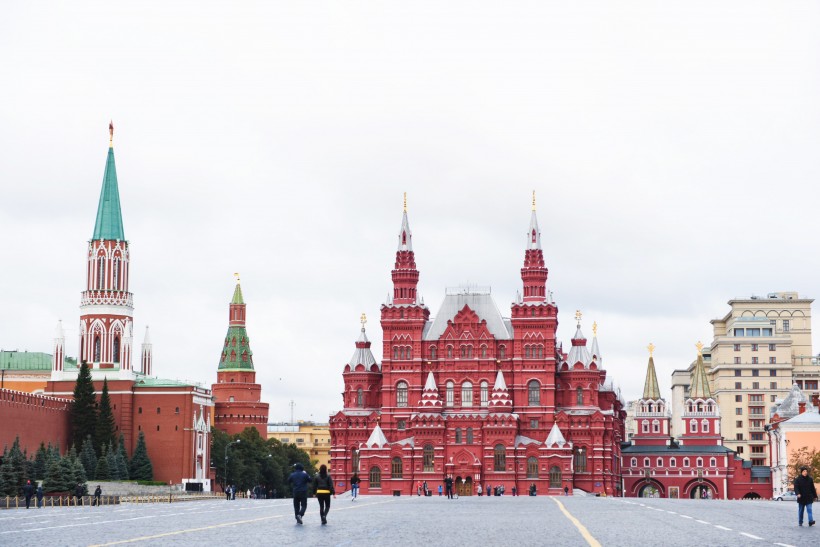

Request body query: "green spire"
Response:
[642, 355, 661, 400]
[231, 282, 244, 304]
[92, 136, 125, 241]
[690, 343, 712, 399]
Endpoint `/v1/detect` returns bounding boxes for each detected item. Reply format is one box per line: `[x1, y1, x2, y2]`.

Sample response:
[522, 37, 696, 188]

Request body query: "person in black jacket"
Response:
[23, 480, 34, 509]
[313, 464, 336, 525]
[794, 466, 818, 527]
[287, 463, 311, 525]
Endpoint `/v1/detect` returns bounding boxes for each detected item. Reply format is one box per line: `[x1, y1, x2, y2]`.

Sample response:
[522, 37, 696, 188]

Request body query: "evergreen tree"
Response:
[71, 458, 88, 491]
[0, 454, 16, 496]
[71, 361, 97, 449]
[95, 378, 116, 455]
[33, 442, 49, 480]
[129, 432, 153, 481]
[60, 453, 76, 491]
[106, 442, 119, 479]
[4, 438, 28, 495]
[43, 456, 68, 493]
[80, 436, 97, 480]
[95, 445, 111, 480]
[117, 435, 129, 480]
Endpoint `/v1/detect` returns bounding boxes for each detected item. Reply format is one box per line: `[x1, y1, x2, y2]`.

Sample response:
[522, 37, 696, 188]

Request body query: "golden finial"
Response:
[109, 120, 114, 147]
[647, 342, 655, 356]
[233, 272, 240, 283]
[575, 310, 582, 324]
[360, 312, 367, 328]
[532, 190, 536, 211]
[592, 321, 598, 337]
[403, 192, 407, 213]
[695, 341, 704, 355]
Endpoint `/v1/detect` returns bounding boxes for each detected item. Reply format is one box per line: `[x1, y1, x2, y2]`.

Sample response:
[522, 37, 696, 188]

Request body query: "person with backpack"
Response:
[313, 464, 336, 525]
[287, 463, 311, 525]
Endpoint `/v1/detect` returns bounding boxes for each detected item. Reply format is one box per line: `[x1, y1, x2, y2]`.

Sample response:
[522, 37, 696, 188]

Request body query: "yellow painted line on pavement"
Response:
[551, 498, 602, 547]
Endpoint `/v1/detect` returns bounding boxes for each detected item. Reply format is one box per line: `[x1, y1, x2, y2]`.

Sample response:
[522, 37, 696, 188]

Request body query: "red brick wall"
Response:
[0, 389, 71, 454]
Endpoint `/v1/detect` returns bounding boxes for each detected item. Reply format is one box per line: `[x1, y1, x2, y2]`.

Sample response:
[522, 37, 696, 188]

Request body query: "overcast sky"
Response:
[2, 2, 819, 423]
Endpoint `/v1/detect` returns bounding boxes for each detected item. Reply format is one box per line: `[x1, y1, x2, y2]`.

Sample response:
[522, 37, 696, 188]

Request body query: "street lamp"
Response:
[224, 439, 240, 492]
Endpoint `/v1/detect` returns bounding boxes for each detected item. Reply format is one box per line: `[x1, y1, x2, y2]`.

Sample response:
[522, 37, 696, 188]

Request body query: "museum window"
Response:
[397, 381, 408, 407]
[576, 387, 583, 406]
[466, 427, 473, 445]
[369, 466, 381, 488]
[643, 457, 650, 467]
[480, 381, 489, 407]
[527, 457, 538, 479]
[455, 428, 462, 444]
[393, 347, 398, 360]
[93, 335, 101, 362]
[690, 419, 697, 433]
[696, 458, 703, 468]
[710, 458, 717, 467]
[446, 381, 454, 407]
[630, 458, 637, 468]
[352, 449, 360, 471]
[574, 448, 586, 472]
[356, 388, 364, 408]
[391, 457, 403, 479]
[423, 444, 434, 472]
[494, 444, 506, 471]
[498, 346, 506, 359]
[462, 382, 473, 407]
[701, 420, 709, 433]
[669, 458, 676, 467]
[430, 347, 437, 359]
[481, 345, 487, 358]
[113, 336, 120, 363]
[642, 421, 649, 433]
[549, 466, 562, 488]
[528, 380, 540, 406]
[397, 420, 406, 430]
[656, 457, 663, 467]
[683, 458, 690, 467]
[530, 419, 538, 429]
[447, 346, 453, 359]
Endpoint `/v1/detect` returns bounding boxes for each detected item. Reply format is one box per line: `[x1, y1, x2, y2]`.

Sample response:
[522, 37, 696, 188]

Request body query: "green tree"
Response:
[790, 446, 820, 484]
[71, 361, 97, 449]
[33, 442, 49, 480]
[0, 454, 17, 496]
[80, 436, 97, 480]
[43, 456, 68, 493]
[0, 438, 29, 496]
[129, 432, 153, 481]
[95, 378, 116, 455]
[116, 435, 129, 480]
[95, 445, 111, 480]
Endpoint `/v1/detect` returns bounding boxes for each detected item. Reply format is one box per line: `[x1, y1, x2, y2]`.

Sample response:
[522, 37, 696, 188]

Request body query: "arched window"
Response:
[630, 458, 637, 467]
[643, 457, 650, 467]
[94, 335, 101, 362]
[391, 457, 403, 478]
[397, 381, 408, 407]
[356, 388, 363, 408]
[656, 457, 663, 467]
[683, 458, 690, 467]
[112, 258, 120, 290]
[525, 346, 531, 358]
[423, 444, 434, 472]
[461, 382, 473, 407]
[527, 456, 538, 478]
[481, 345, 487, 358]
[480, 381, 489, 406]
[97, 256, 106, 289]
[430, 347, 437, 359]
[352, 449, 360, 471]
[576, 387, 583, 406]
[701, 420, 709, 433]
[369, 466, 381, 488]
[466, 427, 473, 444]
[690, 419, 698, 433]
[455, 428, 462, 444]
[393, 347, 399, 360]
[113, 336, 120, 363]
[652, 420, 659, 433]
[494, 444, 506, 471]
[550, 465, 562, 488]
[406, 347, 412, 359]
[446, 381, 454, 407]
[528, 380, 540, 406]
[670, 458, 676, 467]
[460, 346, 467, 358]
[499, 346, 506, 359]
[574, 447, 587, 473]
[642, 421, 649, 433]
[710, 457, 716, 467]
[447, 346, 453, 359]
[696, 458, 703, 468]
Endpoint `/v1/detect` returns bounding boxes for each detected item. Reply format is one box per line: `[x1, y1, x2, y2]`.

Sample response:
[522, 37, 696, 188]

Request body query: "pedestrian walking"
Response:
[486, 483, 491, 498]
[512, 486, 517, 496]
[313, 464, 336, 525]
[93, 485, 102, 506]
[529, 483, 537, 496]
[444, 475, 454, 499]
[288, 462, 311, 525]
[438, 484, 442, 496]
[477, 484, 482, 497]
[36, 485, 43, 508]
[23, 480, 34, 509]
[350, 473, 360, 500]
[423, 481, 429, 496]
[794, 466, 818, 527]
[225, 485, 231, 501]
[416, 480, 423, 496]
[74, 483, 84, 506]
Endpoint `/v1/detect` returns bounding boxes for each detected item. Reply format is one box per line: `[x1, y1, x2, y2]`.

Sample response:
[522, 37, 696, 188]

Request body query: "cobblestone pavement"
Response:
[0, 493, 815, 546]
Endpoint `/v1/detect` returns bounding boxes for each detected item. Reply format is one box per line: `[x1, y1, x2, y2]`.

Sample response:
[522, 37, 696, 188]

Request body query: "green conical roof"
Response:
[690, 352, 712, 399]
[218, 326, 254, 371]
[92, 146, 125, 240]
[642, 356, 661, 400]
[231, 283, 244, 304]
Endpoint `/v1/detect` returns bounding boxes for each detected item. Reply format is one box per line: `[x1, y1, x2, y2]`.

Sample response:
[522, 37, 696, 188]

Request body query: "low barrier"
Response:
[0, 495, 119, 509]
[120, 492, 226, 504]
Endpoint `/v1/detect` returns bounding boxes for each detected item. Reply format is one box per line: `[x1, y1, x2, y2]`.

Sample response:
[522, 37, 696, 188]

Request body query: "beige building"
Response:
[671, 292, 820, 467]
[267, 422, 331, 469]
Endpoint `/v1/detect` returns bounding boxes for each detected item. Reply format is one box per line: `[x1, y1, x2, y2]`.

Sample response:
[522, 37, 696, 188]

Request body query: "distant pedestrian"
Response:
[438, 484, 442, 496]
[74, 483, 83, 506]
[477, 484, 482, 497]
[23, 480, 34, 509]
[93, 485, 102, 506]
[231, 485, 237, 500]
[36, 485, 44, 508]
[350, 473, 360, 500]
[486, 483, 491, 498]
[529, 483, 536, 496]
[444, 476, 454, 499]
[226, 485, 231, 501]
[423, 481, 429, 496]
[416, 480, 423, 496]
[288, 463, 311, 525]
[794, 466, 818, 527]
[313, 464, 336, 525]
[512, 486, 517, 496]
[563, 486, 569, 496]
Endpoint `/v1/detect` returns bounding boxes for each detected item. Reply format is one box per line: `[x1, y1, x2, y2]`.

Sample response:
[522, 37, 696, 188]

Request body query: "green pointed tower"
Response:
[92, 122, 125, 241]
[218, 277, 254, 371]
[642, 343, 661, 400]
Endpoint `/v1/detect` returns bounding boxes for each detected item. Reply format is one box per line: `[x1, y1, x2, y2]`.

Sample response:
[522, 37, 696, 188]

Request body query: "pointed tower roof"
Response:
[54, 320, 65, 339]
[589, 321, 602, 365]
[689, 342, 712, 399]
[489, 370, 513, 410]
[142, 325, 151, 345]
[365, 424, 389, 448]
[418, 371, 443, 410]
[349, 314, 378, 369]
[545, 423, 568, 448]
[567, 313, 592, 367]
[219, 278, 254, 371]
[231, 281, 244, 304]
[527, 191, 541, 250]
[92, 122, 125, 240]
[397, 192, 413, 251]
[642, 343, 661, 400]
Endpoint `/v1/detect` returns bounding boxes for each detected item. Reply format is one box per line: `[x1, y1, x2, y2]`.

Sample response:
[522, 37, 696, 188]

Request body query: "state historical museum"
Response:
[330, 197, 627, 496]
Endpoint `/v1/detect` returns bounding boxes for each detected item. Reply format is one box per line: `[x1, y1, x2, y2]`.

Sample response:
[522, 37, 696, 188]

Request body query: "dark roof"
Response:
[622, 443, 733, 455]
[751, 467, 771, 478]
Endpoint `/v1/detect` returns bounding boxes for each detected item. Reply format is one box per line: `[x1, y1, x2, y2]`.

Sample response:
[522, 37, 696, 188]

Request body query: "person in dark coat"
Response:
[36, 485, 44, 508]
[794, 466, 818, 527]
[93, 485, 102, 506]
[23, 480, 34, 509]
[444, 475, 454, 499]
[74, 483, 84, 506]
[350, 473, 360, 500]
[312, 464, 336, 525]
[287, 462, 311, 525]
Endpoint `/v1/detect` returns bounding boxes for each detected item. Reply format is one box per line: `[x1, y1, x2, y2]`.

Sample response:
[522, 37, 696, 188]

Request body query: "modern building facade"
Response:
[671, 293, 820, 466]
[329, 197, 626, 497]
[767, 384, 820, 498]
[267, 422, 331, 469]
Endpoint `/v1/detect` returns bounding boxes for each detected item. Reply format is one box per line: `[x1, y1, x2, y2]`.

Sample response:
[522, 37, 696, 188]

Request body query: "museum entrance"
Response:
[455, 476, 473, 496]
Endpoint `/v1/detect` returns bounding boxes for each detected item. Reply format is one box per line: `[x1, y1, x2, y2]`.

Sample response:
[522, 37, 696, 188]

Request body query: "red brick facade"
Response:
[0, 389, 71, 454]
